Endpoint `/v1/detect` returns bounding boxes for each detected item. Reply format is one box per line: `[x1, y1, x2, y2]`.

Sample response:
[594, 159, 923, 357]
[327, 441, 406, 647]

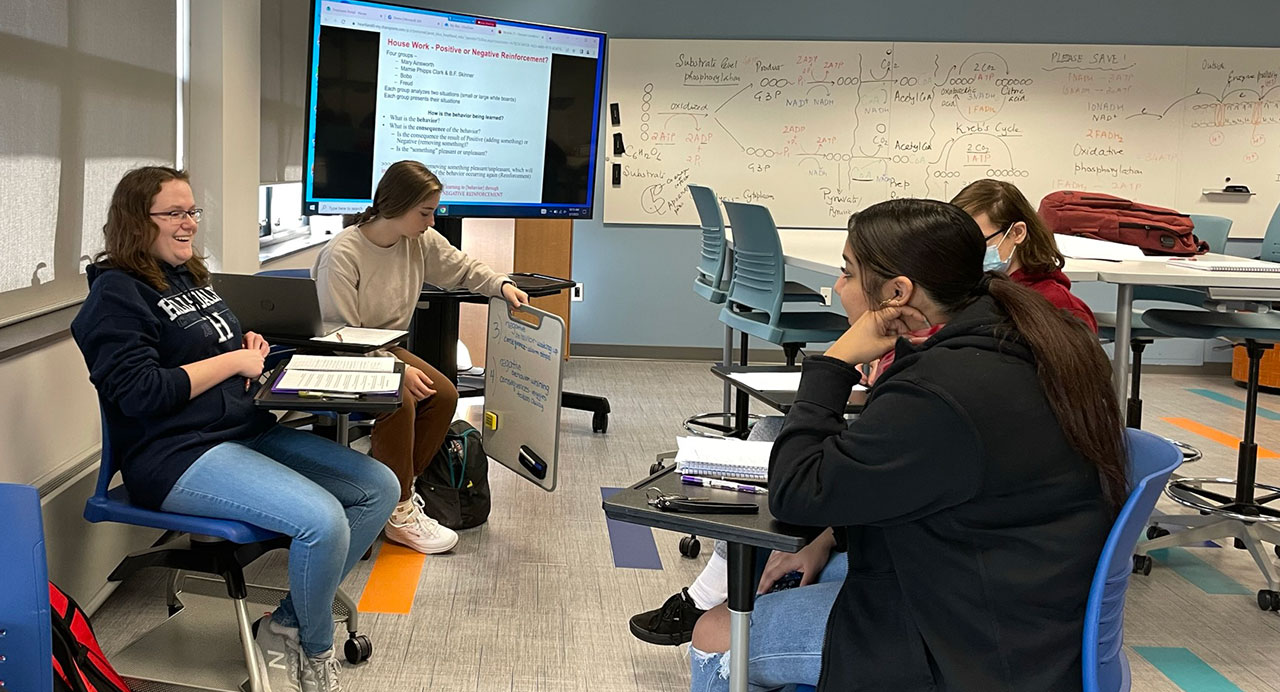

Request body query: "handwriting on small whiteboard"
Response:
[493, 317, 557, 413]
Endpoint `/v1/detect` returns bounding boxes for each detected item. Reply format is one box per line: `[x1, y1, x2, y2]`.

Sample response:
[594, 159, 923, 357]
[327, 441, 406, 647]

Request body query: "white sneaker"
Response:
[383, 494, 459, 554]
[253, 614, 303, 692]
[300, 650, 343, 692]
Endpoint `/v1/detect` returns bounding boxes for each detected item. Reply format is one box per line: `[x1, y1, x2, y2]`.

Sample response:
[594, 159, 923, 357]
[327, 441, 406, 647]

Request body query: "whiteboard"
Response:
[483, 298, 564, 492]
[604, 40, 1280, 237]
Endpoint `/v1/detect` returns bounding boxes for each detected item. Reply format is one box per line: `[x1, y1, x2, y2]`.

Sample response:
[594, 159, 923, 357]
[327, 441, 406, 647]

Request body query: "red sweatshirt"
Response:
[1010, 267, 1098, 333]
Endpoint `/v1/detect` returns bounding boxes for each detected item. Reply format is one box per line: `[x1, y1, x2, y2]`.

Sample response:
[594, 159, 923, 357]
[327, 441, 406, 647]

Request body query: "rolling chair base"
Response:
[683, 411, 760, 439]
[1139, 477, 1280, 611]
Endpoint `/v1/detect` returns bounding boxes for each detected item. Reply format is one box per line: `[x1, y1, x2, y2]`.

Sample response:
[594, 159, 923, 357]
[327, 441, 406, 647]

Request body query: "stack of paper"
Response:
[674, 436, 771, 483]
[1054, 234, 1152, 262]
[312, 326, 408, 347]
[272, 355, 400, 394]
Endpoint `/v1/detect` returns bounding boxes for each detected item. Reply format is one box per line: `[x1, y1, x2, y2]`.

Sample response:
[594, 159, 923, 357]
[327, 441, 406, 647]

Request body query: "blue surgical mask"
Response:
[982, 225, 1014, 272]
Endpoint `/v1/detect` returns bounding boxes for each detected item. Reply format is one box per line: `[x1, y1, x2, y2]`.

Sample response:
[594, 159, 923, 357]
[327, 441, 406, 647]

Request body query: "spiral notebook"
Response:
[1166, 258, 1280, 273]
[674, 436, 771, 484]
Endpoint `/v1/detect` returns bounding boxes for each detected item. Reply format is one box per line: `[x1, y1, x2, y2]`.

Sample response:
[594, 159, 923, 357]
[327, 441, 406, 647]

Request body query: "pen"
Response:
[681, 475, 768, 495]
[297, 390, 362, 399]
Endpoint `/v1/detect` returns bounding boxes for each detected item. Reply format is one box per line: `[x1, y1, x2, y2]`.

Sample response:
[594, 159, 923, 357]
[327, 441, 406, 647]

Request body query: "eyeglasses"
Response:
[149, 208, 203, 223]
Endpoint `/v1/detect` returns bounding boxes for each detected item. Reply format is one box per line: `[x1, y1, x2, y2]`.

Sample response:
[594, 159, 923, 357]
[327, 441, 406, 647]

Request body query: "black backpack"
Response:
[414, 421, 491, 530]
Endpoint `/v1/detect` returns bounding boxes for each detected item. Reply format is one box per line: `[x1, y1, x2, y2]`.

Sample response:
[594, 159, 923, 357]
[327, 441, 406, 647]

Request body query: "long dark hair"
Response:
[95, 166, 209, 291]
[345, 160, 444, 226]
[848, 198, 1127, 511]
[950, 178, 1065, 276]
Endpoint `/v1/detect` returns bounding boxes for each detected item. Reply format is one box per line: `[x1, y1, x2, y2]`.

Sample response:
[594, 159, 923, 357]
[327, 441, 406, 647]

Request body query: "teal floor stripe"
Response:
[1134, 647, 1245, 692]
[1147, 547, 1252, 595]
[1186, 388, 1280, 421]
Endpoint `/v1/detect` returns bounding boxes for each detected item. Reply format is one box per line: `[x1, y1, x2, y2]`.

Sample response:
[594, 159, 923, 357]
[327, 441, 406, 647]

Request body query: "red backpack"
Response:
[50, 582, 132, 692]
[1038, 190, 1209, 256]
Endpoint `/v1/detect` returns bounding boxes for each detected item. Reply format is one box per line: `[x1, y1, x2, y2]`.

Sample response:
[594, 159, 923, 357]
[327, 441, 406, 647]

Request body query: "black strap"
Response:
[654, 497, 759, 514]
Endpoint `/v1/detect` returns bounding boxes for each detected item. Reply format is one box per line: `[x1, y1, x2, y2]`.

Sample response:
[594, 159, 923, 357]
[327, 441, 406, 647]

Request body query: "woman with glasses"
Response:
[72, 166, 399, 692]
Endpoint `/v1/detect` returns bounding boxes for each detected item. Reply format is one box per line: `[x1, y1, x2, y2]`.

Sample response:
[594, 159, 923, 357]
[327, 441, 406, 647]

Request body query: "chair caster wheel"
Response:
[592, 412, 609, 434]
[650, 462, 664, 475]
[680, 535, 701, 559]
[168, 604, 183, 617]
[1146, 526, 1170, 540]
[1258, 590, 1280, 612]
[1132, 554, 1153, 576]
[1275, 545, 1280, 559]
[1234, 538, 1247, 550]
[344, 634, 373, 664]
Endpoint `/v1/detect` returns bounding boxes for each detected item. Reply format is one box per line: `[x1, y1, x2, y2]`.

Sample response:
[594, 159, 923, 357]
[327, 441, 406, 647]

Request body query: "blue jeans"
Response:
[690, 552, 848, 692]
[161, 425, 398, 656]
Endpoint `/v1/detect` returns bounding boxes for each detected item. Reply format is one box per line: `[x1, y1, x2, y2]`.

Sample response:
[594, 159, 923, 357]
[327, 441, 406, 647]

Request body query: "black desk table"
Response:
[412, 271, 612, 432]
[602, 466, 808, 692]
[254, 360, 405, 446]
[710, 364, 866, 437]
[262, 331, 407, 354]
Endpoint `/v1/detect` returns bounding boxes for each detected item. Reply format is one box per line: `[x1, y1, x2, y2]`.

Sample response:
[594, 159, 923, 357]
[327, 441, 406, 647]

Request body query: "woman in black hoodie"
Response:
[73, 166, 399, 692]
[689, 198, 1126, 692]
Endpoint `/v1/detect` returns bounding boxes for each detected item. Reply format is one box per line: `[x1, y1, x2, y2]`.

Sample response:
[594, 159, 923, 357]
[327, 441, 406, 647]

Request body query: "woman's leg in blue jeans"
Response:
[688, 552, 847, 692]
[161, 425, 398, 656]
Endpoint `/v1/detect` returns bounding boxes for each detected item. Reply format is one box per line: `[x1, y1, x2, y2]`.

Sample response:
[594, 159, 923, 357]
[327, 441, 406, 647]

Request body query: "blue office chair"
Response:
[1135, 310, 1280, 611]
[1093, 214, 1234, 462]
[685, 185, 826, 438]
[720, 201, 850, 368]
[1259, 202, 1280, 263]
[0, 483, 53, 692]
[83, 407, 372, 690]
[792, 430, 1179, 692]
[1084, 429, 1183, 692]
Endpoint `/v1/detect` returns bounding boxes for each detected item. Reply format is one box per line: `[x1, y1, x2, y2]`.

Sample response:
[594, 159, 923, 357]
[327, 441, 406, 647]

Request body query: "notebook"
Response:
[271, 355, 400, 394]
[673, 436, 771, 483]
[1166, 258, 1280, 273]
[311, 326, 408, 347]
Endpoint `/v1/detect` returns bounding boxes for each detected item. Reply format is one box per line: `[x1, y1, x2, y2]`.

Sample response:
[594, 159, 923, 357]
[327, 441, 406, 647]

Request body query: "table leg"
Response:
[337, 412, 350, 447]
[726, 542, 757, 692]
[723, 325, 734, 430]
[1112, 284, 1134, 405]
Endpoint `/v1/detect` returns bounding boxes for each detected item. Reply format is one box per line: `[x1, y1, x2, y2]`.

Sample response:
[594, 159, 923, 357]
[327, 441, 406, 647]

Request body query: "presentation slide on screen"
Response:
[314, 3, 600, 212]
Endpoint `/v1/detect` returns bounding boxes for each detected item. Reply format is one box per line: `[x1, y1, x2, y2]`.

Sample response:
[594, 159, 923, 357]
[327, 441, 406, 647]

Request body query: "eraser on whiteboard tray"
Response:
[613, 132, 625, 155]
[519, 445, 547, 480]
[1223, 184, 1250, 193]
[612, 163, 622, 186]
[610, 102, 620, 126]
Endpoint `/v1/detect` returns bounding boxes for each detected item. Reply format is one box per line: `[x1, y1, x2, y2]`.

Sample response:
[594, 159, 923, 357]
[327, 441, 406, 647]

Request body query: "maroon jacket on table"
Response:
[1010, 267, 1098, 333]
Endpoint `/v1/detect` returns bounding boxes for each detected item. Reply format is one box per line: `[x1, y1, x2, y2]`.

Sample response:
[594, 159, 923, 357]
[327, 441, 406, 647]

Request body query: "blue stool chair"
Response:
[0, 482, 53, 692]
[1135, 310, 1280, 611]
[83, 408, 371, 691]
[720, 201, 849, 367]
[685, 185, 825, 438]
[1259, 202, 1280, 263]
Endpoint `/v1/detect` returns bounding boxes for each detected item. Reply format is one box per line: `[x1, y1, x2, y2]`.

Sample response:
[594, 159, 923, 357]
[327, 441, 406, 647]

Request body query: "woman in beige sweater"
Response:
[313, 160, 528, 554]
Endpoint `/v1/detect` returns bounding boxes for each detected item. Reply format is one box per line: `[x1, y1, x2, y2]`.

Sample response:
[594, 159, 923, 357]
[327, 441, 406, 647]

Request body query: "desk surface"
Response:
[602, 466, 808, 553]
[711, 364, 865, 414]
[263, 332, 405, 354]
[750, 229, 1279, 290]
[253, 361, 405, 414]
[420, 272, 576, 302]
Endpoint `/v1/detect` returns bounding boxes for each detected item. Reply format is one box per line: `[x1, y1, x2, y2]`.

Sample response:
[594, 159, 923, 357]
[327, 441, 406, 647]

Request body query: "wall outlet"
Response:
[571, 283, 584, 302]
[819, 287, 833, 305]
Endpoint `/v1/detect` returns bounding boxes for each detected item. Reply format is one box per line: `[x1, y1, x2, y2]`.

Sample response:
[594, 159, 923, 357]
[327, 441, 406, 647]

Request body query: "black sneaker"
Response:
[628, 588, 706, 645]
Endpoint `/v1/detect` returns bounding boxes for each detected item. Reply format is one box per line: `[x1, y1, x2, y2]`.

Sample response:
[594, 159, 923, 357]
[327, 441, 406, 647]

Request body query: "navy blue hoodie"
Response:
[72, 263, 274, 509]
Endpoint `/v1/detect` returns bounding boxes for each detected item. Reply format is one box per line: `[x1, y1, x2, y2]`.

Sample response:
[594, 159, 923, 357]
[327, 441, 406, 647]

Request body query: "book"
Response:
[271, 355, 400, 394]
[674, 436, 771, 483]
[1166, 258, 1280, 273]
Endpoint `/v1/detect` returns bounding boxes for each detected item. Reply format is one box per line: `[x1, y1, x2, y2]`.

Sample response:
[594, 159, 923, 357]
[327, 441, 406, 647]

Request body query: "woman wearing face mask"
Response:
[314, 160, 528, 555]
[950, 178, 1097, 332]
[687, 198, 1124, 692]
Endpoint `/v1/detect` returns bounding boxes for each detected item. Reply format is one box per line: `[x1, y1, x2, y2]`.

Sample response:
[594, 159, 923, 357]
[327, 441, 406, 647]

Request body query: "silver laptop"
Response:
[210, 273, 343, 339]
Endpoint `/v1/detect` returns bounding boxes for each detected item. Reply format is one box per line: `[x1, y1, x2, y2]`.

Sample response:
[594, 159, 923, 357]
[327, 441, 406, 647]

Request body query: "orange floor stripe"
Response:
[1161, 417, 1280, 458]
[356, 542, 425, 614]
